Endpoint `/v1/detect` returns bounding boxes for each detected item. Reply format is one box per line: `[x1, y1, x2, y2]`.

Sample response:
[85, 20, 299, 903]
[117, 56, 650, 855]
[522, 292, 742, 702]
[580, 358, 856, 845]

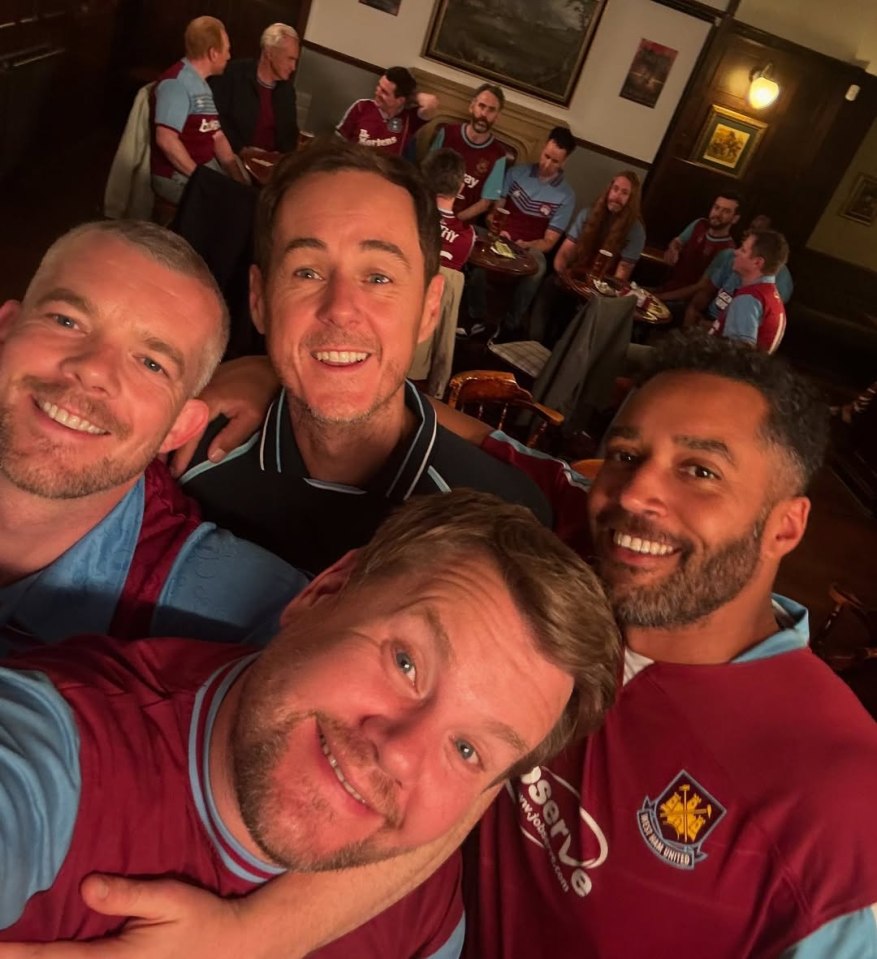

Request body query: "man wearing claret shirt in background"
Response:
[337, 66, 439, 157]
[429, 84, 508, 224]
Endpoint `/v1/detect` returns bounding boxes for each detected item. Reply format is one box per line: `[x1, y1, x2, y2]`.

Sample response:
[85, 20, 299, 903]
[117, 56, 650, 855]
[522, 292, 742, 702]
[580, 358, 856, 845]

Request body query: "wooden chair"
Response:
[446, 370, 564, 450]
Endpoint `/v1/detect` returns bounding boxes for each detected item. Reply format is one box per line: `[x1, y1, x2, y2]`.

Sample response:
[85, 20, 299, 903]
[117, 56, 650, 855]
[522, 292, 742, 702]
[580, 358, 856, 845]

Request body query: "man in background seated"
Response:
[468, 127, 576, 340]
[0, 491, 620, 952]
[658, 192, 741, 299]
[423, 148, 476, 272]
[429, 84, 508, 223]
[209, 23, 300, 155]
[336, 66, 439, 157]
[529, 170, 645, 347]
[707, 229, 788, 352]
[0, 220, 302, 648]
[685, 214, 793, 330]
[151, 17, 247, 206]
[465, 334, 877, 959]
[179, 140, 551, 573]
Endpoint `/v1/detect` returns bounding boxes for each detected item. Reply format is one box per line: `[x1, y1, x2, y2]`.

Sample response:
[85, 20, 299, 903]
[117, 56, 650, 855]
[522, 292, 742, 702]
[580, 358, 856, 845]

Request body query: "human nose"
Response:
[315, 273, 359, 327]
[610, 458, 669, 519]
[361, 713, 430, 787]
[59, 336, 121, 394]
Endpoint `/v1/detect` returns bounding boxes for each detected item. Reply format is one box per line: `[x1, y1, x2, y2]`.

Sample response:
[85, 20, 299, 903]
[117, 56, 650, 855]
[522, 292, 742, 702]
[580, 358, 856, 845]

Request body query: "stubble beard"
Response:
[596, 511, 765, 629]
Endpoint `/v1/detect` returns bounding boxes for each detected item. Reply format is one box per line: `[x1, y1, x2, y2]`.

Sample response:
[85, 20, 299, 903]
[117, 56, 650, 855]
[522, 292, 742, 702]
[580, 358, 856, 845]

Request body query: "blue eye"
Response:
[142, 357, 166, 376]
[367, 273, 391, 285]
[395, 649, 416, 684]
[52, 314, 76, 329]
[455, 740, 478, 764]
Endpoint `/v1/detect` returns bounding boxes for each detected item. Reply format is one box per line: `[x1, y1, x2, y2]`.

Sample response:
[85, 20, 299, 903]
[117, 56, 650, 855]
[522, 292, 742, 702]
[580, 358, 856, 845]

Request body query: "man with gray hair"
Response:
[0, 220, 304, 648]
[210, 23, 301, 154]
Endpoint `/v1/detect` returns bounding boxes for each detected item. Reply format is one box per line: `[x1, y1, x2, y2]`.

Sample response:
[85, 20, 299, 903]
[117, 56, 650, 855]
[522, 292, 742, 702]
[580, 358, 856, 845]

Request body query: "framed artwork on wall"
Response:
[840, 173, 877, 226]
[619, 38, 678, 109]
[424, 0, 607, 105]
[359, 0, 402, 13]
[690, 105, 767, 178]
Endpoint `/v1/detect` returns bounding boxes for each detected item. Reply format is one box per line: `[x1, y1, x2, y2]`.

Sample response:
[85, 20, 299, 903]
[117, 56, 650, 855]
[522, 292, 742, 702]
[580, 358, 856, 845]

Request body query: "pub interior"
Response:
[0, 0, 876, 950]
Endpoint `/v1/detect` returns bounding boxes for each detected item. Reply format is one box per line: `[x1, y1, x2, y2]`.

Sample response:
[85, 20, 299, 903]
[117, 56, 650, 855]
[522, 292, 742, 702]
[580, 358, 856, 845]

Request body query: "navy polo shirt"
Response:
[180, 382, 553, 575]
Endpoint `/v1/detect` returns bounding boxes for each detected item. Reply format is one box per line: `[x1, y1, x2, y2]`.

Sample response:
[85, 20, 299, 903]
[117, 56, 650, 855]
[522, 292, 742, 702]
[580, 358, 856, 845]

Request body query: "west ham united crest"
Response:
[637, 771, 725, 870]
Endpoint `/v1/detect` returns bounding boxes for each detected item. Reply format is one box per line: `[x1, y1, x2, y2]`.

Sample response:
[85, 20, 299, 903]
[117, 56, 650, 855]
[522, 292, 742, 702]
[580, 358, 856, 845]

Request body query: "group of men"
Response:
[1, 120, 876, 957]
[2, 11, 876, 956]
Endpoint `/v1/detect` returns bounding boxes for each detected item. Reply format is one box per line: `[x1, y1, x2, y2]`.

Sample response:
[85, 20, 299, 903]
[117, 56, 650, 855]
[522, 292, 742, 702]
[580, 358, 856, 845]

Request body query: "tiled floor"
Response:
[2, 128, 875, 641]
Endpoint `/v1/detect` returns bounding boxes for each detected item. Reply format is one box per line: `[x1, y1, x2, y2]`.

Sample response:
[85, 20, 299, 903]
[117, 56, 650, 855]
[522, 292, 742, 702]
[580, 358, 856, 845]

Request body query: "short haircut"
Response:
[184, 16, 226, 60]
[421, 148, 465, 199]
[384, 66, 416, 100]
[255, 137, 441, 283]
[715, 190, 743, 212]
[642, 332, 829, 495]
[547, 126, 576, 157]
[347, 489, 621, 777]
[261, 22, 299, 49]
[747, 228, 789, 275]
[32, 220, 229, 394]
[472, 82, 505, 109]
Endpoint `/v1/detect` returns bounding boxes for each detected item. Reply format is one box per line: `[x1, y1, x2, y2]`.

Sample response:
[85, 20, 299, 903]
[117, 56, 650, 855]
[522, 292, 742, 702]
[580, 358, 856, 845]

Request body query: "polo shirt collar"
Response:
[258, 381, 437, 502]
[529, 164, 564, 188]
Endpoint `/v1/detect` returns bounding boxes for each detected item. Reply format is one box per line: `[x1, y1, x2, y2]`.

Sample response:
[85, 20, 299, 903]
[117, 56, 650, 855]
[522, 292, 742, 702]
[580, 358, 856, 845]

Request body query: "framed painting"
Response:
[424, 0, 607, 106]
[690, 105, 767, 178]
[840, 173, 877, 226]
[619, 38, 678, 109]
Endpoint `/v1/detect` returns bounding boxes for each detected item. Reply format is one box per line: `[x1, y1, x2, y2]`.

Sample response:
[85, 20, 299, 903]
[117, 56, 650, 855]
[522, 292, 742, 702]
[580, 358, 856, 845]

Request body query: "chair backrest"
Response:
[446, 370, 563, 449]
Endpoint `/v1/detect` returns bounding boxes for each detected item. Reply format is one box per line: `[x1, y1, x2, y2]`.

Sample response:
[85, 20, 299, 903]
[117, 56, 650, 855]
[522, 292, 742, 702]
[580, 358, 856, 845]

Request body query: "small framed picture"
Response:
[619, 39, 678, 109]
[690, 105, 767, 178]
[840, 173, 877, 226]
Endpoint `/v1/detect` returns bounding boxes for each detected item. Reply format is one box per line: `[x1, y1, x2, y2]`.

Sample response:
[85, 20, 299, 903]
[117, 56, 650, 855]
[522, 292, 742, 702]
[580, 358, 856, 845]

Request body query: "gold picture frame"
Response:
[840, 173, 877, 226]
[691, 105, 767, 178]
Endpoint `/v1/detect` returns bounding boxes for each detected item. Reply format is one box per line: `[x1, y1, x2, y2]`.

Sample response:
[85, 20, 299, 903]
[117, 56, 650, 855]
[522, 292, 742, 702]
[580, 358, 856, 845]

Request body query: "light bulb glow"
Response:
[748, 76, 779, 109]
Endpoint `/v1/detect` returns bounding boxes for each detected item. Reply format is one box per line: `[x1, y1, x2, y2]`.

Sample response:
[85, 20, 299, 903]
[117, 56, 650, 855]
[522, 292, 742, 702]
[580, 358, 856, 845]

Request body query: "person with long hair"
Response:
[529, 171, 646, 346]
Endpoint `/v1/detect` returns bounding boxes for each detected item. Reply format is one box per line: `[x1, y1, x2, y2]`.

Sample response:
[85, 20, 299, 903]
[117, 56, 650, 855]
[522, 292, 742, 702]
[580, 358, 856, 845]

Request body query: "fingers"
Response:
[80, 874, 186, 920]
[206, 410, 260, 464]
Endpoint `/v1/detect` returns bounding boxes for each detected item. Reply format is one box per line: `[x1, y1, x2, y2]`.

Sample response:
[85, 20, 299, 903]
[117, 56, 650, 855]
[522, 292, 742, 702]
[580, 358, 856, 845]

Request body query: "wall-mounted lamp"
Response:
[748, 63, 779, 109]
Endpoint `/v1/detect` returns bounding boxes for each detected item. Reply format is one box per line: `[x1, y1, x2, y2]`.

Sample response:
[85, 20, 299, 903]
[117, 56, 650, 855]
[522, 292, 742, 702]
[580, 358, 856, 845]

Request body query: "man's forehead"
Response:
[473, 92, 500, 108]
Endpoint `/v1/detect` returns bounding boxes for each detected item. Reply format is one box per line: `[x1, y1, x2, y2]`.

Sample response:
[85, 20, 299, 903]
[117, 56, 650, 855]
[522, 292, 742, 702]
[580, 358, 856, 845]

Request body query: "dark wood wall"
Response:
[0, 0, 311, 181]
[642, 22, 877, 255]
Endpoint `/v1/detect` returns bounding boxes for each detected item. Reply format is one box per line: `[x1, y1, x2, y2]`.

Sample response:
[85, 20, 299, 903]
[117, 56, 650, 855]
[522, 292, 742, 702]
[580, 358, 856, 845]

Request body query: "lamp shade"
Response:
[748, 75, 779, 109]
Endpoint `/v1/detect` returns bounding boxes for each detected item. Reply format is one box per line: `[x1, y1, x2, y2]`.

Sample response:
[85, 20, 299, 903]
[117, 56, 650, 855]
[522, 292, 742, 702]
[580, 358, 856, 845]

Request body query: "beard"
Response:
[232, 705, 402, 871]
[0, 379, 150, 499]
[471, 117, 492, 133]
[594, 507, 765, 629]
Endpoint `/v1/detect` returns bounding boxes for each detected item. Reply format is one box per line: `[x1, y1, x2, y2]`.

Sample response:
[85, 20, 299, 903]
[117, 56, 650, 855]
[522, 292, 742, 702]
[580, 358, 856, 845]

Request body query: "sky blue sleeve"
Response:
[620, 220, 646, 262]
[422, 913, 465, 959]
[707, 247, 734, 287]
[676, 218, 697, 245]
[0, 668, 80, 929]
[567, 207, 588, 241]
[776, 264, 794, 302]
[722, 293, 762, 345]
[779, 907, 877, 959]
[429, 126, 446, 152]
[481, 155, 506, 201]
[549, 189, 575, 234]
[501, 164, 517, 198]
[154, 78, 190, 132]
[153, 525, 309, 646]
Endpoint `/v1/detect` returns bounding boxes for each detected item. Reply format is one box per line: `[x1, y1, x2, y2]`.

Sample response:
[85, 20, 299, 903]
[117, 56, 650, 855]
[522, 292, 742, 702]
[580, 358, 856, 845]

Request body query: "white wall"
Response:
[304, 0, 711, 163]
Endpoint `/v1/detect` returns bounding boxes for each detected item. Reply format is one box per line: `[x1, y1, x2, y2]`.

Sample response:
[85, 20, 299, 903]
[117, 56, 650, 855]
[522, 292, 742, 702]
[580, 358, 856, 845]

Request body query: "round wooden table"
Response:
[469, 236, 539, 277]
[563, 273, 672, 325]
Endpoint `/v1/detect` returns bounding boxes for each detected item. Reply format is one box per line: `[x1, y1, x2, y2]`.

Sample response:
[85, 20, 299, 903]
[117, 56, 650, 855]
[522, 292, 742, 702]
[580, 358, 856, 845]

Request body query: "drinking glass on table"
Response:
[590, 248, 613, 280]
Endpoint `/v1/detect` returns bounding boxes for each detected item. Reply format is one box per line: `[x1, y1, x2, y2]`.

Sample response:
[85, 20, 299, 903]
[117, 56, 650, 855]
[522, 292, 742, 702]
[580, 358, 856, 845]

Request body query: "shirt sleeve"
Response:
[153, 526, 309, 646]
[721, 293, 762, 346]
[566, 207, 588, 241]
[676, 218, 697, 245]
[776, 265, 794, 303]
[549, 189, 575, 235]
[708, 248, 735, 287]
[336, 100, 362, 141]
[480, 155, 506, 201]
[0, 668, 80, 929]
[430, 126, 446, 151]
[779, 907, 877, 959]
[154, 78, 191, 133]
[620, 220, 646, 262]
